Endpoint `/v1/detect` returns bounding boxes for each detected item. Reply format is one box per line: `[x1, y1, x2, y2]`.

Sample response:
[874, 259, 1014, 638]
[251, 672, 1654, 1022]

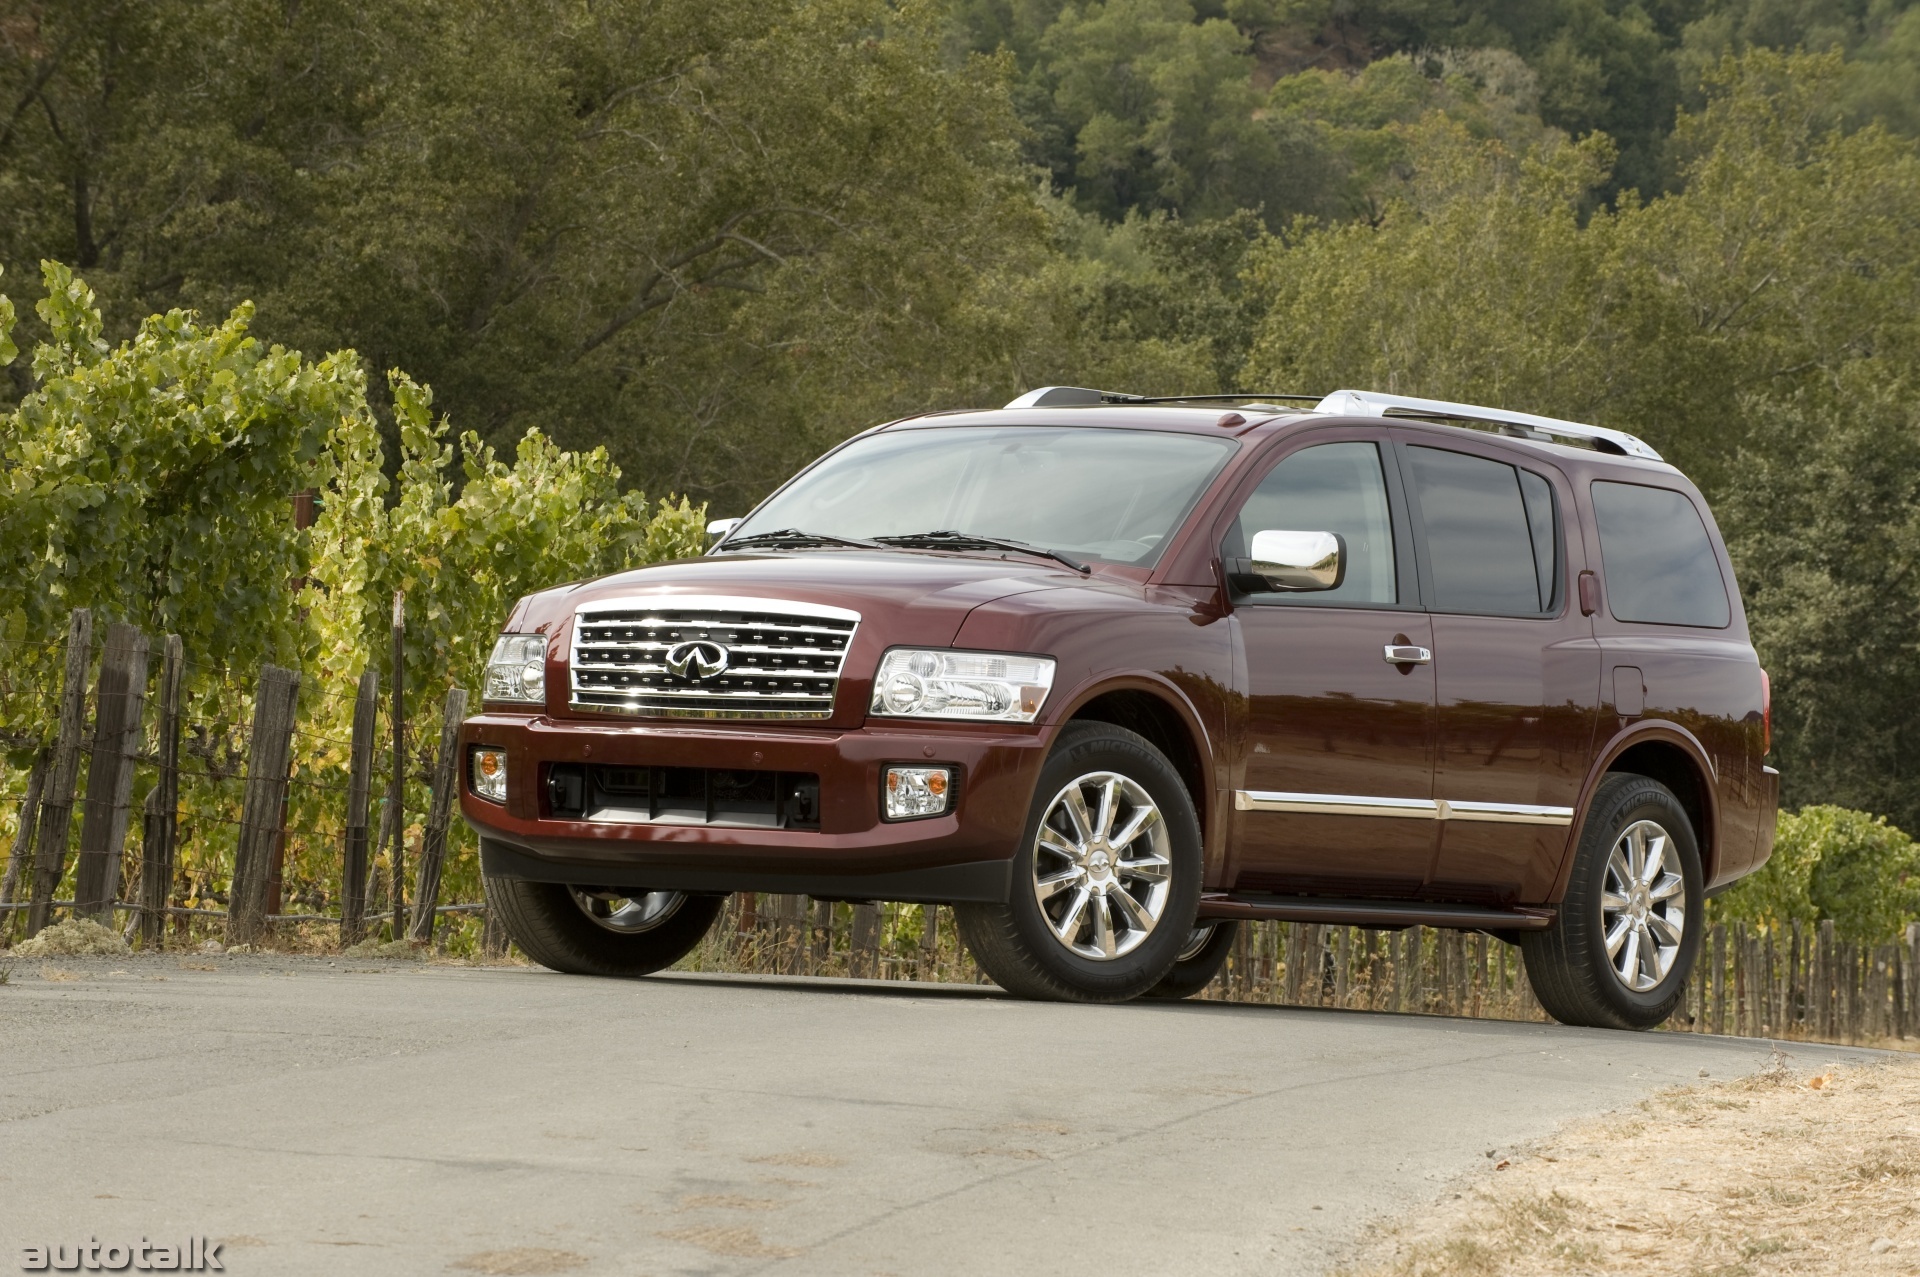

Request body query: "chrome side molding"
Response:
[1235, 790, 1574, 826]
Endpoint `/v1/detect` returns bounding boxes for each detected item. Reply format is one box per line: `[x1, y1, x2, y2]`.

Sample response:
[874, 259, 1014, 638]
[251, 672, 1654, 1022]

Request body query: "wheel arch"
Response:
[1552, 723, 1720, 900]
[1058, 678, 1213, 846]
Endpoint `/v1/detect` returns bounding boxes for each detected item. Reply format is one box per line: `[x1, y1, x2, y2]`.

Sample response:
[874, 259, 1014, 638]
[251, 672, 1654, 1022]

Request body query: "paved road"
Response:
[0, 954, 1886, 1276]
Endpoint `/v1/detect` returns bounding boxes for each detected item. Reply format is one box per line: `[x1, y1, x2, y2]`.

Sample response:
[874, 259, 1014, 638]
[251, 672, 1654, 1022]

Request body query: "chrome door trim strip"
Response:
[1234, 791, 1574, 826]
[1234, 791, 1439, 819]
[1441, 800, 1575, 826]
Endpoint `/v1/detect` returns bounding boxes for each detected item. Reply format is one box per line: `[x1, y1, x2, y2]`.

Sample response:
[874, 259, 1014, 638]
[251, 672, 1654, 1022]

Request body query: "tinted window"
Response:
[734, 426, 1236, 567]
[1592, 481, 1731, 628]
[1228, 442, 1396, 605]
[1519, 469, 1559, 611]
[1409, 447, 1554, 616]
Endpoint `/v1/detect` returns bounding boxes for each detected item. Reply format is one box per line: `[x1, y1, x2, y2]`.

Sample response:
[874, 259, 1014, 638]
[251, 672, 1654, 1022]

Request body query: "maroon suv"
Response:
[460, 387, 1776, 1030]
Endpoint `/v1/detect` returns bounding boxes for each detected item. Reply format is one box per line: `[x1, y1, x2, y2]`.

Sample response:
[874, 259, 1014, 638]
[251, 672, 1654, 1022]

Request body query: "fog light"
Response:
[884, 765, 952, 820]
[470, 747, 508, 803]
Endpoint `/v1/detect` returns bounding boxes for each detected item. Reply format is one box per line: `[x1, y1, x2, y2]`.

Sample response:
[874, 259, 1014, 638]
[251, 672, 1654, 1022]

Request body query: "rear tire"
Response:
[485, 876, 725, 977]
[1142, 921, 1238, 1000]
[1521, 773, 1702, 1030]
[954, 721, 1202, 1002]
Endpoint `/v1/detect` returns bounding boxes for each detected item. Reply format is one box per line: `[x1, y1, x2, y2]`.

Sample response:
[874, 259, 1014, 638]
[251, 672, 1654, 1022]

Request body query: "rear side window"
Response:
[1591, 481, 1730, 628]
[1407, 446, 1559, 616]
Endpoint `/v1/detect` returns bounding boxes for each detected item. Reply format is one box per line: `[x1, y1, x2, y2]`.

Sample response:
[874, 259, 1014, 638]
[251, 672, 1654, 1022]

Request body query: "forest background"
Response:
[3, 0, 1920, 946]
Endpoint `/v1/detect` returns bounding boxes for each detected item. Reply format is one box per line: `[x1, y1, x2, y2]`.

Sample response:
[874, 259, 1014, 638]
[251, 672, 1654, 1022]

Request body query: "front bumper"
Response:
[459, 713, 1048, 902]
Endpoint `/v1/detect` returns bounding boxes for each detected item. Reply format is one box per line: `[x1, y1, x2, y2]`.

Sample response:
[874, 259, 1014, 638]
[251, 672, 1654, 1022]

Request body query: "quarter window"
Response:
[1227, 442, 1397, 605]
[1592, 481, 1731, 628]
[1408, 447, 1559, 616]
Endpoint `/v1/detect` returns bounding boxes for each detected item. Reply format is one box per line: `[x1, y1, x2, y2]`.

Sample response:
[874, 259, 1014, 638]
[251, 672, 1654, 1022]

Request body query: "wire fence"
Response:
[675, 897, 1917, 1049]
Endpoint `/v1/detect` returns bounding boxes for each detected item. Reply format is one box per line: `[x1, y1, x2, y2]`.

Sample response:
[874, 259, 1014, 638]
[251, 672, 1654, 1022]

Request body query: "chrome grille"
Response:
[569, 595, 860, 720]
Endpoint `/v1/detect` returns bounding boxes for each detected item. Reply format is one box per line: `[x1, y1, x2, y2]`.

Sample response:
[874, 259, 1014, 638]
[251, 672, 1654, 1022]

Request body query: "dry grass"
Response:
[1341, 1055, 1920, 1276]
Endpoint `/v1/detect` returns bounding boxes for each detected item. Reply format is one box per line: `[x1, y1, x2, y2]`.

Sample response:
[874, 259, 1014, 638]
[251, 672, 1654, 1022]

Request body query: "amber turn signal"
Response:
[884, 765, 952, 820]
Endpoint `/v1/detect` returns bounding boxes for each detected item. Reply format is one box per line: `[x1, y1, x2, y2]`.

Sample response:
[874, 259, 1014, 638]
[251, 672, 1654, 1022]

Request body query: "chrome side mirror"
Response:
[706, 517, 743, 540]
[1243, 529, 1345, 592]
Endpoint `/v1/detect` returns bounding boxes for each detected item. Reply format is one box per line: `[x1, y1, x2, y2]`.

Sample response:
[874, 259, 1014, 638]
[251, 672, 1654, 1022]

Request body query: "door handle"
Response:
[1383, 644, 1432, 665]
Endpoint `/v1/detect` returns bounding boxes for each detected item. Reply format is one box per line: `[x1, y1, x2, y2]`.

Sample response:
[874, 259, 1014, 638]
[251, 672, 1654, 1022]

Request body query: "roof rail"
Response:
[1314, 390, 1662, 461]
[1004, 386, 1319, 409]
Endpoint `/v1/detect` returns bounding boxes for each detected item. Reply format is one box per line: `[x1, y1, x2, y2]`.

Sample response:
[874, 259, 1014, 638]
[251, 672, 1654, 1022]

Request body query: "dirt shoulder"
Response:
[1340, 1052, 1920, 1276]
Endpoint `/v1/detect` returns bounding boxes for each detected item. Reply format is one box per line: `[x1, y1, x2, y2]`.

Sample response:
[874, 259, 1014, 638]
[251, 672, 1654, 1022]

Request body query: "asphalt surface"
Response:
[0, 953, 1889, 1277]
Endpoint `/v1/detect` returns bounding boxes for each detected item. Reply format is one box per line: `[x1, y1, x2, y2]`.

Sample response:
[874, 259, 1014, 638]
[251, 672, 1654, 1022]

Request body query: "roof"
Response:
[881, 387, 1667, 462]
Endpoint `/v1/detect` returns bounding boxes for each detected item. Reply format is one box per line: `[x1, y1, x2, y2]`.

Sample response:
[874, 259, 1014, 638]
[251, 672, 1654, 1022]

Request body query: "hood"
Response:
[511, 549, 1082, 648]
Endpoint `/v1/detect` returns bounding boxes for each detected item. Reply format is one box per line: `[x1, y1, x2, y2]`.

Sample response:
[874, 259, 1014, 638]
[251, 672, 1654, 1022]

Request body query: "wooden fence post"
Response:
[227, 665, 301, 945]
[28, 608, 93, 936]
[137, 636, 184, 948]
[1407, 925, 1427, 1012]
[0, 755, 46, 930]
[1843, 942, 1861, 1044]
[1736, 922, 1751, 1037]
[1709, 924, 1727, 1035]
[1908, 924, 1920, 1036]
[809, 896, 831, 972]
[409, 687, 467, 945]
[1328, 926, 1349, 1007]
[1816, 919, 1836, 1040]
[75, 623, 150, 918]
[918, 902, 939, 980]
[482, 902, 509, 959]
[340, 669, 378, 947]
[389, 591, 408, 939]
[850, 902, 881, 978]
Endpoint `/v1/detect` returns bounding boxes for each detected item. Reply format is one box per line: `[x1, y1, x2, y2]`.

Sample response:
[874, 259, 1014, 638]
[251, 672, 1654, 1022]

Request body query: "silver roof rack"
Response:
[1004, 386, 1320, 410]
[1314, 390, 1662, 461]
[1004, 386, 1107, 408]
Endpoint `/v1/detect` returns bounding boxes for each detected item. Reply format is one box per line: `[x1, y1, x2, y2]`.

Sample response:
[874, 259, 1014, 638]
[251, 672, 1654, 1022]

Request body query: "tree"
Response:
[1240, 50, 1920, 830]
[1717, 805, 1920, 944]
[0, 0, 1047, 508]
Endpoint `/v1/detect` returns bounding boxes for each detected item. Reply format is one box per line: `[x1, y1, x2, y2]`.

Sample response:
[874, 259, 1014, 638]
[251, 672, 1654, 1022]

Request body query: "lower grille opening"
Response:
[545, 763, 820, 831]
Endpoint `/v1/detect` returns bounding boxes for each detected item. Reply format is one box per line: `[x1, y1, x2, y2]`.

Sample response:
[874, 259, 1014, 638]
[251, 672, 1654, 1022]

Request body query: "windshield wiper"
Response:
[873, 530, 1090, 575]
[716, 528, 886, 551]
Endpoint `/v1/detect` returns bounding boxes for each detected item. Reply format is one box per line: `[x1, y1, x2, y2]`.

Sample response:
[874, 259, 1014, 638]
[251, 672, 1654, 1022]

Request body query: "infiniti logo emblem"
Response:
[665, 640, 730, 681]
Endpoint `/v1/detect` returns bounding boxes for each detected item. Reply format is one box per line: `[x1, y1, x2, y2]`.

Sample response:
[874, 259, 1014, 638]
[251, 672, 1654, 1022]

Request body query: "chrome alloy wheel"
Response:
[1031, 771, 1173, 960]
[569, 887, 687, 934]
[1600, 819, 1686, 992]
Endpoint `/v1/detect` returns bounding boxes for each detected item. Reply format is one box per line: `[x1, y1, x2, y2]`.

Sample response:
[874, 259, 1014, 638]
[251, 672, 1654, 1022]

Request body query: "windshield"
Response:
[729, 426, 1238, 567]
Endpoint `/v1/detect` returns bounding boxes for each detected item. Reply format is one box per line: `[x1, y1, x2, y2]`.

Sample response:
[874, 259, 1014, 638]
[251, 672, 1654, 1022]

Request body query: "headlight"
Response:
[485, 634, 547, 704]
[870, 648, 1055, 722]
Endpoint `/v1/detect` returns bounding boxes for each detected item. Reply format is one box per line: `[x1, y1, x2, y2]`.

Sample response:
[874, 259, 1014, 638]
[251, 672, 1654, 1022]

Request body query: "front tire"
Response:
[954, 721, 1203, 1002]
[485, 877, 725, 977]
[1521, 773, 1703, 1030]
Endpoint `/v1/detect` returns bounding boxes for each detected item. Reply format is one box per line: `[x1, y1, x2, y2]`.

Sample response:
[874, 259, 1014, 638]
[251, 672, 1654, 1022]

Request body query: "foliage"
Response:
[0, 261, 362, 758]
[0, 0, 1044, 510]
[0, 264, 704, 926]
[1715, 806, 1920, 944]
[302, 373, 706, 728]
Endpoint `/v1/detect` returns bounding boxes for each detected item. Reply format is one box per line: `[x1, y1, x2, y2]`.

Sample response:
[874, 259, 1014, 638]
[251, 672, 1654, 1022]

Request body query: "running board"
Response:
[1197, 893, 1555, 930]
